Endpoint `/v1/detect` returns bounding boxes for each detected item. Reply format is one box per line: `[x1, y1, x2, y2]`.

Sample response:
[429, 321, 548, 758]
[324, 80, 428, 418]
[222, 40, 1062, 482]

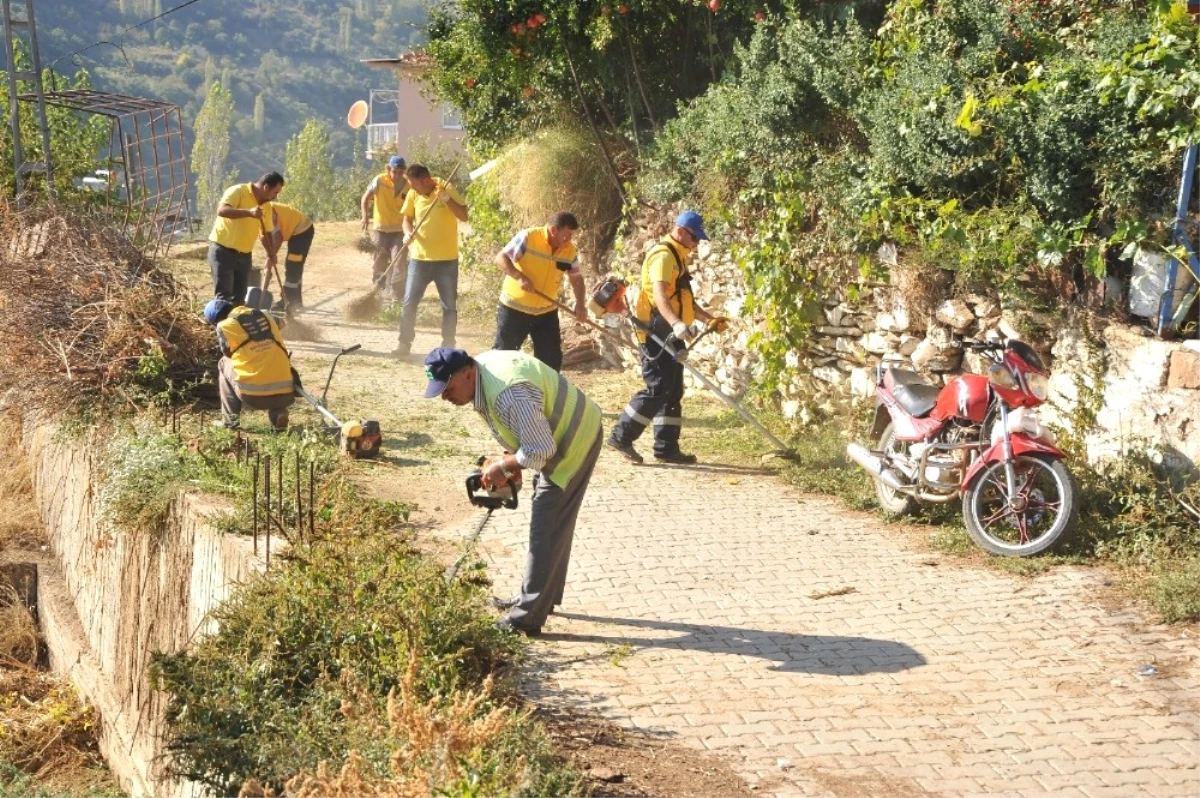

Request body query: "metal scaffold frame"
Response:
[27, 89, 190, 260]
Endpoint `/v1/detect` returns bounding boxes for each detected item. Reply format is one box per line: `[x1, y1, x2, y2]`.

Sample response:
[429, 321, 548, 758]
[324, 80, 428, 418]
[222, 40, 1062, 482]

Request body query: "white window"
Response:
[441, 104, 463, 130]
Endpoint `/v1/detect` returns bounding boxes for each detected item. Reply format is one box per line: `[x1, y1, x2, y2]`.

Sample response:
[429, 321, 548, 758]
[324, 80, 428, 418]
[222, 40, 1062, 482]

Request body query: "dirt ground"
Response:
[165, 222, 760, 797]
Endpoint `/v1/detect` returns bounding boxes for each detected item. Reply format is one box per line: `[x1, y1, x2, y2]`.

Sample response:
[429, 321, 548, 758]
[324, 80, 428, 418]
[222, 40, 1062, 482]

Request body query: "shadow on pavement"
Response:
[547, 612, 927, 675]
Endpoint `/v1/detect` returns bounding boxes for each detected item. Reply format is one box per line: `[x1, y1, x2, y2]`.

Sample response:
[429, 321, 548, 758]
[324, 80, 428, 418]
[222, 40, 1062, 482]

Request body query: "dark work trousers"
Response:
[282, 226, 315, 307]
[493, 304, 563, 372]
[507, 433, 603, 632]
[608, 338, 686, 456]
[208, 242, 252, 303]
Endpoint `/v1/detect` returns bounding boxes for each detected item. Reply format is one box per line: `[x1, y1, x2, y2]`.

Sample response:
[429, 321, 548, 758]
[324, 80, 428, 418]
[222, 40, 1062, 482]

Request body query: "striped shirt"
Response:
[473, 370, 558, 471]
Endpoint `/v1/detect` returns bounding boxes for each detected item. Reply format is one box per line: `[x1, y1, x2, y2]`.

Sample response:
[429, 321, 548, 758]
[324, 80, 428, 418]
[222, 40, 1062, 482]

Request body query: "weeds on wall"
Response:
[150, 474, 576, 797]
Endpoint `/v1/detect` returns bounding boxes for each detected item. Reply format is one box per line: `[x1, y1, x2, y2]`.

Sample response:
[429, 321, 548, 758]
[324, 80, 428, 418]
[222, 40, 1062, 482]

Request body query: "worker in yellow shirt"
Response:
[607, 211, 727, 465]
[493, 211, 587, 372]
[207, 172, 285, 303]
[394, 163, 468, 357]
[360, 155, 409, 301]
[202, 298, 295, 432]
[264, 201, 315, 312]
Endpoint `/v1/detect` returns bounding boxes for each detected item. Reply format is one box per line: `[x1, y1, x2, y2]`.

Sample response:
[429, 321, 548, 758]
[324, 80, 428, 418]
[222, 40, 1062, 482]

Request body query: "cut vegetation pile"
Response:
[0, 203, 213, 416]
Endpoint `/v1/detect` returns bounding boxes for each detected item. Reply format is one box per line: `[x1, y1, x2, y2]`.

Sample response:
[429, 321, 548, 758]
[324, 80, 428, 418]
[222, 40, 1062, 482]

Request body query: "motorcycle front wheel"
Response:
[962, 453, 1078, 557]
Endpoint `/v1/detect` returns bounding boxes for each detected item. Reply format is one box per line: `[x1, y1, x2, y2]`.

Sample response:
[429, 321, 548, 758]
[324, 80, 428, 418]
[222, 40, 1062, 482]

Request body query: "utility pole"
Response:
[2, 0, 54, 207]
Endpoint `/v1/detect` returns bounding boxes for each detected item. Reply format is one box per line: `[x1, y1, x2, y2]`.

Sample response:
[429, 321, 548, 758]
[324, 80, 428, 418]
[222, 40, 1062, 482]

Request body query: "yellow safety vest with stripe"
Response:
[216, 307, 294, 398]
[476, 350, 602, 489]
[500, 226, 578, 315]
[370, 172, 408, 232]
[633, 237, 695, 344]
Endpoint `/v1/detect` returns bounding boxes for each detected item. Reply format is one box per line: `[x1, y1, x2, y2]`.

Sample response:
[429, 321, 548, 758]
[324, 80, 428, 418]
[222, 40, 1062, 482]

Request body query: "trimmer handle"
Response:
[465, 471, 520, 510]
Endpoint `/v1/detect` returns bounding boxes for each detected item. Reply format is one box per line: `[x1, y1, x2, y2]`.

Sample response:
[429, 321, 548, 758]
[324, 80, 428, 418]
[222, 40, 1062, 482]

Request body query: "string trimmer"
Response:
[293, 344, 382, 459]
[530, 281, 800, 461]
[444, 456, 521, 583]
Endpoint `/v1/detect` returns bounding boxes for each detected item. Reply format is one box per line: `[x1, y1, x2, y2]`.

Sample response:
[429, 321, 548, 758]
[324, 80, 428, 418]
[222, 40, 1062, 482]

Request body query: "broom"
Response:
[259, 213, 321, 342]
[344, 161, 463, 322]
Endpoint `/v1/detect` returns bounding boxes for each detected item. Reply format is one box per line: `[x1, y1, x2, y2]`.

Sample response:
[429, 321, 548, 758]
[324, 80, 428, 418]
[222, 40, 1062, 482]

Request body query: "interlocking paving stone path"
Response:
[466, 457, 1200, 797]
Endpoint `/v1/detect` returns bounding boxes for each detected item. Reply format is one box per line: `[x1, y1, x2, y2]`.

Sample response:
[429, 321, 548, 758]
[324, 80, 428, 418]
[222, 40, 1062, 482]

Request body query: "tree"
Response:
[0, 50, 107, 202]
[284, 119, 339, 221]
[192, 81, 236, 232]
[253, 93, 266, 137]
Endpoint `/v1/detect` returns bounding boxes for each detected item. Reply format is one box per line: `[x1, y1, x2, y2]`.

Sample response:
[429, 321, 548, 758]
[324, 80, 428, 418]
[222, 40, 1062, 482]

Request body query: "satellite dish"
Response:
[346, 100, 369, 129]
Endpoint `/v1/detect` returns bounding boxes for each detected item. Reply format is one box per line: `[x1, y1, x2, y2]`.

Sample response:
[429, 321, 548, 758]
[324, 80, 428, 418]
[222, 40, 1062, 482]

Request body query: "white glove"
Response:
[671, 320, 690, 340]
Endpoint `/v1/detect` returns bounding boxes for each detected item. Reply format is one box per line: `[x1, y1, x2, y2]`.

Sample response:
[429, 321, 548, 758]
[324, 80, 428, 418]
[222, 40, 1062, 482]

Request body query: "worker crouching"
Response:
[203, 299, 296, 432]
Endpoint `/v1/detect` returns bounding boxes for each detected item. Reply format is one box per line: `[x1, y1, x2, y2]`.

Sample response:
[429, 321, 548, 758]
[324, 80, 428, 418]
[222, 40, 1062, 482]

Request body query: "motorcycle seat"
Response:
[885, 368, 940, 417]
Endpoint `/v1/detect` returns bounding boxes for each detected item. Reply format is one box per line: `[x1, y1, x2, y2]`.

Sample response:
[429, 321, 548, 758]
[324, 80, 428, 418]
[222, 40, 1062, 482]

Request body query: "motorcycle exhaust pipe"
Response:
[846, 443, 913, 493]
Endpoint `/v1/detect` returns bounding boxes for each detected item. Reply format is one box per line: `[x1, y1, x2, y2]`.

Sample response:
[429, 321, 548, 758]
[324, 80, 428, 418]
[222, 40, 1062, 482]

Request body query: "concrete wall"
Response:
[24, 423, 264, 797]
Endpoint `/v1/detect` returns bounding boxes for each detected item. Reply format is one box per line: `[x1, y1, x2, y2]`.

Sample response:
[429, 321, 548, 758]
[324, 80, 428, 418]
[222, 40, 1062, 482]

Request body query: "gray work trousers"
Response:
[218, 357, 295, 430]
[372, 230, 407, 300]
[507, 433, 603, 631]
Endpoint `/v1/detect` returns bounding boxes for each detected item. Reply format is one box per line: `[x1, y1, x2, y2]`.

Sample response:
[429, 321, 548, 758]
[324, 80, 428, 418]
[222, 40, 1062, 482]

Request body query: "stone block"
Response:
[935, 299, 975, 333]
[1167, 350, 1200, 390]
[1104, 324, 1173, 388]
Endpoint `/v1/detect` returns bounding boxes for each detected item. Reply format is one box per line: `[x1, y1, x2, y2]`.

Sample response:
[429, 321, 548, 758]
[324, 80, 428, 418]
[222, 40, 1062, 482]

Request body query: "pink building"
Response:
[362, 52, 465, 161]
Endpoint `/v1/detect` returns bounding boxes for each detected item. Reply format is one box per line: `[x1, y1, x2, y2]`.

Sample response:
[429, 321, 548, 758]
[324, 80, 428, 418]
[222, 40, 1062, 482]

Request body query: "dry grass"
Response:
[0, 414, 40, 549]
[0, 584, 39, 667]
[491, 124, 628, 272]
[0, 201, 213, 415]
[0, 662, 107, 781]
[240, 652, 520, 798]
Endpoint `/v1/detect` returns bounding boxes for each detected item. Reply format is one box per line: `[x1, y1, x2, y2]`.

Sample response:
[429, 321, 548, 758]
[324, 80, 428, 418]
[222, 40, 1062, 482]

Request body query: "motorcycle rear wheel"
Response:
[962, 453, 1078, 557]
[875, 422, 918, 515]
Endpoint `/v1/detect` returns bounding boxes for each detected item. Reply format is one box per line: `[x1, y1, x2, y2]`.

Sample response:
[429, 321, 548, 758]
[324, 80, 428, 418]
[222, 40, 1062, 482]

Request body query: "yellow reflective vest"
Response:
[369, 172, 408, 233]
[499, 226, 579, 315]
[216, 307, 294, 397]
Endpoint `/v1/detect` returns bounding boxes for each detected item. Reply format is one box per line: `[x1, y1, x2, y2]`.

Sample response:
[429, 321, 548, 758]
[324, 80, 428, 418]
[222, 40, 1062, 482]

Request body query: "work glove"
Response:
[671, 320, 692, 341]
[708, 316, 730, 334]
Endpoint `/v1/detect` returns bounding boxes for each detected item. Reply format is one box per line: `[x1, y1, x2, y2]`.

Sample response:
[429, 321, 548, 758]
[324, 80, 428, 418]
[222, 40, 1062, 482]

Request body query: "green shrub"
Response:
[150, 526, 538, 795]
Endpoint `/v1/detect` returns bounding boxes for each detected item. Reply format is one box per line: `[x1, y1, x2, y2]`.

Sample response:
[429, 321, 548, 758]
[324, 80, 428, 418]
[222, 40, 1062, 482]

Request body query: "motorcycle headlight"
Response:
[987, 363, 1020, 391]
[1025, 372, 1049, 401]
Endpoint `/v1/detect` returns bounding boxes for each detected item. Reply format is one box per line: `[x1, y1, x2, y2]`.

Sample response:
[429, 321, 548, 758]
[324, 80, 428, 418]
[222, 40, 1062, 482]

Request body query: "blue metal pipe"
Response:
[1156, 143, 1195, 336]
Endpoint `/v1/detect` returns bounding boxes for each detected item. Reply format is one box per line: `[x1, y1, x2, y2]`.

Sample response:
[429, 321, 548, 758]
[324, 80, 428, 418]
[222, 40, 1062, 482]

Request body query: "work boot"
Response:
[272, 411, 289, 433]
[219, 413, 241, 430]
[605, 437, 643, 464]
[654, 451, 698, 465]
[495, 617, 541, 637]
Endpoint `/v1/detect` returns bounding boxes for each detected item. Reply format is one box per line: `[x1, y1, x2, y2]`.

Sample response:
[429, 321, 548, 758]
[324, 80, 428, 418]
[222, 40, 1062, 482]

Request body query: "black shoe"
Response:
[654, 451, 698, 465]
[491, 595, 520, 611]
[606, 438, 643, 464]
[495, 618, 541, 637]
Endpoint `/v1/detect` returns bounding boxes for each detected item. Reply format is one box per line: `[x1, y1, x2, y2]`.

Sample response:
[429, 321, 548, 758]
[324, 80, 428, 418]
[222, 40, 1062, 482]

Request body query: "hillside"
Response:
[36, 0, 425, 179]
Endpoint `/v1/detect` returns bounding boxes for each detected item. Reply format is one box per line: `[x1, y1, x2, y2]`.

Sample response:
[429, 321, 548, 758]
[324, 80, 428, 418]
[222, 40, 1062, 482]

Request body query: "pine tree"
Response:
[253, 93, 265, 136]
[192, 82, 236, 232]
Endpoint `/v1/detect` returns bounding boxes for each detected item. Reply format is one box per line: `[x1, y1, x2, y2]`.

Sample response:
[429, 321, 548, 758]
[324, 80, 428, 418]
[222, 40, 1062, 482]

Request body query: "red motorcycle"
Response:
[846, 339, 1078, 557]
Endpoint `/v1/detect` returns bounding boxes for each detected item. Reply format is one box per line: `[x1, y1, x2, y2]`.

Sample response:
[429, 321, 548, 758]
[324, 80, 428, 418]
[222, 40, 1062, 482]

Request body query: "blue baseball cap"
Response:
[674, 210, 709, 241]
[202, 298, 231, 325]
[387, 155, 406, 169]
[423, 347, 472, 398]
